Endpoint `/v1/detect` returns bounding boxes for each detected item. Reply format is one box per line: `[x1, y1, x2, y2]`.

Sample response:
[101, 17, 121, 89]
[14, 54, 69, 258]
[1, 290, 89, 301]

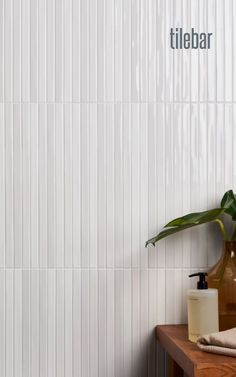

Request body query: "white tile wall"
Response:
[0, 0, 235, 376]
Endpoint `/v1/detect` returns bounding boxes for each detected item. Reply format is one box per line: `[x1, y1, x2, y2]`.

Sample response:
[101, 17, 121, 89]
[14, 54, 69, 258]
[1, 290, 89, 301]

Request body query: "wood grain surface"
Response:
[156, 325, 236, 377]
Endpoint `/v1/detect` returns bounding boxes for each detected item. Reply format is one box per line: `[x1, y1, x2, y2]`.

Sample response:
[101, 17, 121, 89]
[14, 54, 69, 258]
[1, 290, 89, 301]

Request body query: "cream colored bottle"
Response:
[187, 272, 219, 343]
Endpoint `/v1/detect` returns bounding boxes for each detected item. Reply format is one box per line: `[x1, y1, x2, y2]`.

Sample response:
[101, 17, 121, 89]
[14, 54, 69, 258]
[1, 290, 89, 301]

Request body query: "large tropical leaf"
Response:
[145, 207, 225, 247]
[221, 189, 236, 220]
[165, 208, 225, 228]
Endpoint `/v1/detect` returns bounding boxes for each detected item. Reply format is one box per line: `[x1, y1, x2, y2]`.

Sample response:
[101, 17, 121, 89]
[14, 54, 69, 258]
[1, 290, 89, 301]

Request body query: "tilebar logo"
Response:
[170, 28, 213, 49]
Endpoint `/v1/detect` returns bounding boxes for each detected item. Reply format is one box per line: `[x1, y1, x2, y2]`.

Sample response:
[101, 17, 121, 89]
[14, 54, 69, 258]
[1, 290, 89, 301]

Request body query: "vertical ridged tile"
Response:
[80, 105, 90, 267]
[21, 0, 30, 101]
[13, 105, 22, 267]
[140, 0, 148, 101]
[17, 274, 26, 377]
[1, 1, 236, 377]
[72, 104, 81, 267]
[56, 270, 65, 377]
[114, 104, 123, 267]
[89, 104, 98, 268]
[98, 105, 107, 267]
[6, 270, 13, 377]
[165, 269, 175, 323]
[207, 0, 216, 101]
[173, 105, 183, 268]
[234, 3, 236, 102]
[0, 271, 5, 376]
[156, 104, 166, 267]
[55, 0, 64, 102]
[72, 0, 80, 102]
[22, 105, 30, 268]
[31, 271, 39, 377]
[140, 270, 148, 375]
[224, 104, 233, 186]
[106, 105, 114, 268]
[39, 271, 47, 377]
[30, 104, 39, 267]
[199, 0, 207, 102]
[148, 270, 157, 376]
[4, 0, 13, 101]
[156, 0, 165, 101]
[107, 270, 115, 377]
[5, 105, 13, 267]
[73, 270, 81, 377]
[47, 270, 56, 377]
[81, 270, 89, 377]
[98, 270, 107, 377]
[131, 0, 139, 101]
[38, 0, 46, 101]
[63, 0, 72, 101]
[47, 0, 55, 102]
[131, 270, 140, 376]
[64, 104, 73, 267]
[224, 0, 233, 102]
[13, 0, 21, 101]
[182, 104, 191, 268]
[89, 0, 98, 101]
[115, 270, 124, 377]
[0, 0, 4, 101]
[182, 0, 190, 101]
[148, 104, 158, 268]
[123, 0, 131, 102]
[22, 271, 30, 377]
[123, 270, 132, 377]
[30, 0, 38, 102]
[47, 105, 56, 267]
[80, 0, 89, 101]
[90, 270, 98, 377]
[0, 106, 4, 267]
[114, 0, 122, 101]
[55, 104, 64, 267]
[148, 0, 156, 101]
[105, 0, 114, 101]
[157, 267, 165, 324]
[97, 0, 105, 102]
[165, 0, 173, 101]
[190, 0, 199, 102]
[173, 0, 183, 101]
[131, 104, 140, 268]
[233, 105, 236, 187]
[140, 104, 148, 267]
[123, 104, 132, 267]
[38, 105, 47, 268]
[165, 104, 174, 268]
[216, 0, 224, 101]
[65, 270, 73, 377]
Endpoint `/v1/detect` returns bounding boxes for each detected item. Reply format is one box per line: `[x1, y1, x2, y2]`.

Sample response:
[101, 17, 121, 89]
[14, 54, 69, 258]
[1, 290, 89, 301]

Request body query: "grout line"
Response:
[2, 101, 236, 104]
[0, 266, 210, 271]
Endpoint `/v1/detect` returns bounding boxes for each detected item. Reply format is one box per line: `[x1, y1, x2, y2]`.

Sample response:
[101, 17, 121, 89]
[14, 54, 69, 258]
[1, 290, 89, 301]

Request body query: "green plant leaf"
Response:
[145, 207, 226, 247]
[221, 189, 236, 220]
[145, 224, 196, 246]
[165, 208, 225, 228]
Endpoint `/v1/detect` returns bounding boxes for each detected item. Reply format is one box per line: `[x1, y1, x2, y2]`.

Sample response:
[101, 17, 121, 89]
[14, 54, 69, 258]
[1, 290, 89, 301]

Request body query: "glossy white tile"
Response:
[1, 0, 236, 377]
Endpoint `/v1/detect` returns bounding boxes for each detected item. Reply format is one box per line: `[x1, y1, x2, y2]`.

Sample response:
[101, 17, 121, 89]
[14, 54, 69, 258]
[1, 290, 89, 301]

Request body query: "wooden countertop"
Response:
[156, 325, 236, 377]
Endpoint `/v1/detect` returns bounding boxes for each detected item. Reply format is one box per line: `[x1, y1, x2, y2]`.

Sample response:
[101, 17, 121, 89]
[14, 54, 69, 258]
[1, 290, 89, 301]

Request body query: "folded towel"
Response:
[197, 327, 236, 357]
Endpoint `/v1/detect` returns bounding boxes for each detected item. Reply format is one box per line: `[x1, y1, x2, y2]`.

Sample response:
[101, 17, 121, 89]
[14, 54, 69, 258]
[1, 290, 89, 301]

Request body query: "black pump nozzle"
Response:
[188, 272, 208, 289]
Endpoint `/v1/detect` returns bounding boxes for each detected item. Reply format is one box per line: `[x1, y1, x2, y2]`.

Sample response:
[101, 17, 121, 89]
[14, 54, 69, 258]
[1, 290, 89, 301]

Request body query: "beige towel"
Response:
[197, 327, 236, 357]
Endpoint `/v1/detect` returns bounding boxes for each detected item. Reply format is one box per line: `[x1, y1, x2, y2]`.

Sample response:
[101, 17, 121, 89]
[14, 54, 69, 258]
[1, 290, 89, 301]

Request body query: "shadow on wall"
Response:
[131, 328, 167, 377]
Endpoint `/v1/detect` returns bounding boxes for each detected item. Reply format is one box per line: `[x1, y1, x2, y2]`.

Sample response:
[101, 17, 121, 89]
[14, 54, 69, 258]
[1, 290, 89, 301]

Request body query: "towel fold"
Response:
[197, 327, 236, 357]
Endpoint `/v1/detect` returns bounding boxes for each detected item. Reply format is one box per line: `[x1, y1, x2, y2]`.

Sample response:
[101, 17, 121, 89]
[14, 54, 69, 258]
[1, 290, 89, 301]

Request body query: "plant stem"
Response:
[213, 219, 228, 240]
[231, 225, 236, 240]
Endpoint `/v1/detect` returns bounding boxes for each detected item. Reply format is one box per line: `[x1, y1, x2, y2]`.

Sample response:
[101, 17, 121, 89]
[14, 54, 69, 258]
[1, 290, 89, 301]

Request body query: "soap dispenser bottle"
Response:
[187, 272, 219, 342]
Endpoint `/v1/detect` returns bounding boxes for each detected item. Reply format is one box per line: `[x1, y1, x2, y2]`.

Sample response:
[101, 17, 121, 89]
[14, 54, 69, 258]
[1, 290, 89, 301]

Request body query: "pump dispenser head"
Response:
[189, 272, 208, 289]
